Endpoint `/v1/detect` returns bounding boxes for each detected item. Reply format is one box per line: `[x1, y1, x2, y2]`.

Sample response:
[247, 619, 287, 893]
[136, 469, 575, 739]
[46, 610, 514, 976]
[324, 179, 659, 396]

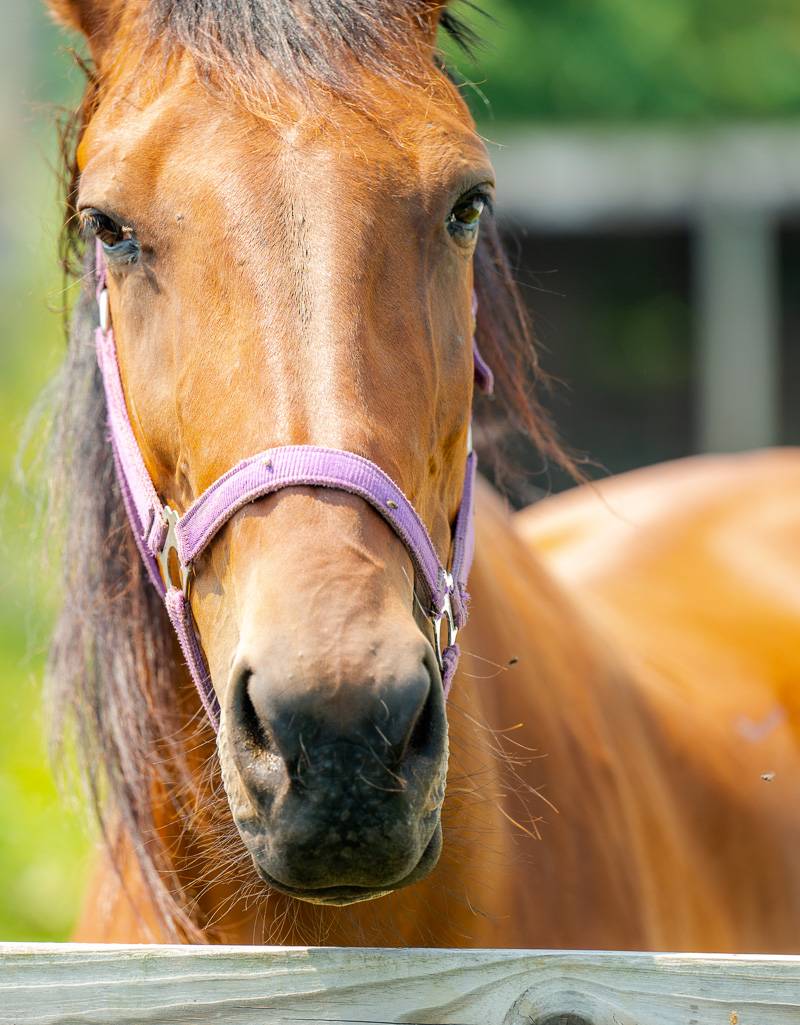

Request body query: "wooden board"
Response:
[1, 944, 799, 1025]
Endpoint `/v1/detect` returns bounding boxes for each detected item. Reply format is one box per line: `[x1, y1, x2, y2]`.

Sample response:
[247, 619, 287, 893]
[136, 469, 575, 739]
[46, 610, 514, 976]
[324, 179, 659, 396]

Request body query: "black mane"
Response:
[148, 0, 480, 97]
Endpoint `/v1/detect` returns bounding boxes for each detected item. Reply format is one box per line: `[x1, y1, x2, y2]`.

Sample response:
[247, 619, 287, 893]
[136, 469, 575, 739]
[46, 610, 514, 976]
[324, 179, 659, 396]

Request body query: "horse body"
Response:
[73, 450, 800, 950]
[43, 0, 800, 952]
[517, 447, 800, 952]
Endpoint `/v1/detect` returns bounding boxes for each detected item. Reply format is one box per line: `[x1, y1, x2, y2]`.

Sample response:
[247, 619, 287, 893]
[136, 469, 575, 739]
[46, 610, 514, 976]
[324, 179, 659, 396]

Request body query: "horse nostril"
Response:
[229, 663, 308, 787]
[403, 663, 438, 760]
[230, 666, 270, 754]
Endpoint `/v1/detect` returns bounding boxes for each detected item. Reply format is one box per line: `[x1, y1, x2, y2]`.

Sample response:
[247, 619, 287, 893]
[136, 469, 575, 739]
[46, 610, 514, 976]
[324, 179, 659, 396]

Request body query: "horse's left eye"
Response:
[447, 190, 490, 244]
[80, 208, 141, 265]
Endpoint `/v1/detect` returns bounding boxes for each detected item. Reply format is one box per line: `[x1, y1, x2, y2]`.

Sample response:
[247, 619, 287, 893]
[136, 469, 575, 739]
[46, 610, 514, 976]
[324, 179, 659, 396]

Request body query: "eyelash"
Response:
[80, 209, 141, 264]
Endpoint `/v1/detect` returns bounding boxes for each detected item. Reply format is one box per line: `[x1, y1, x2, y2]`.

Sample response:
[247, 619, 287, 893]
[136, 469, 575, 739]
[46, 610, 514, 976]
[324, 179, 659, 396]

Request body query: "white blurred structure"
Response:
[491, 127, 799, 453]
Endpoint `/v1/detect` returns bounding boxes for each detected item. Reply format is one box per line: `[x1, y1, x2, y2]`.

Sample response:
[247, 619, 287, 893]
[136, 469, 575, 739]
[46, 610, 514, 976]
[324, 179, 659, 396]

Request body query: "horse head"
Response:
[52, 0, 496, 906]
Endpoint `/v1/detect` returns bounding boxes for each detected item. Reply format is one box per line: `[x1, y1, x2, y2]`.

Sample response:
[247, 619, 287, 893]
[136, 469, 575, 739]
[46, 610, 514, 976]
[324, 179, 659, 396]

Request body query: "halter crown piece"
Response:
[94, 241, 493, 731]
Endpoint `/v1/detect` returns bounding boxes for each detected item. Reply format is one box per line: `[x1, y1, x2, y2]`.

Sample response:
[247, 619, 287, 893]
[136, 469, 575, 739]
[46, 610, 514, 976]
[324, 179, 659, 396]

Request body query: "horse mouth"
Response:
[252, 821, 443, 906]
[254, 875, 393, 905]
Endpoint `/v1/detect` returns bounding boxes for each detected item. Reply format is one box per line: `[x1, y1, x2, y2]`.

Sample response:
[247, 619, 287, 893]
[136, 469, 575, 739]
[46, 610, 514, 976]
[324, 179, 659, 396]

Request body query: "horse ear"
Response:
[47, 0, 117, 56]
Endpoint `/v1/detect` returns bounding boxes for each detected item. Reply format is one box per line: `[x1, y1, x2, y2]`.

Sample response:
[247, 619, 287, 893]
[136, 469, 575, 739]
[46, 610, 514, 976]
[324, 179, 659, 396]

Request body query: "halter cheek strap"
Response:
[94, 242, 492, 731]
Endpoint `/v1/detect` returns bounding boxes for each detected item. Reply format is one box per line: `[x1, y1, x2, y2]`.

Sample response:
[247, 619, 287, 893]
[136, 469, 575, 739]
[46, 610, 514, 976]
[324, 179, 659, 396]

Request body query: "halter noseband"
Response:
[94, 242, 492, 730]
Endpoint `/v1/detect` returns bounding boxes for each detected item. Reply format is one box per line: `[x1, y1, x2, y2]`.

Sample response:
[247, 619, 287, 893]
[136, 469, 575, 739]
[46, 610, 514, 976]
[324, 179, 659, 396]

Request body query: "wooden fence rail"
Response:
[0, 944, 799, 1025]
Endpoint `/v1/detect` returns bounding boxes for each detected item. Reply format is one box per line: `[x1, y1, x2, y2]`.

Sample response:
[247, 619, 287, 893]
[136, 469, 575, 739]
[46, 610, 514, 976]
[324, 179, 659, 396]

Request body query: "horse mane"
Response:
[48, 0, 576, 942]
[147, 0, 480, 100]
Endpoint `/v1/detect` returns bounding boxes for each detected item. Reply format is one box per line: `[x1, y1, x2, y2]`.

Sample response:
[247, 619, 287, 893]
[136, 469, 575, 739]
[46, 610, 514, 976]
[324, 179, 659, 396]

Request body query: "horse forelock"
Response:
[144, 0, 479, 100]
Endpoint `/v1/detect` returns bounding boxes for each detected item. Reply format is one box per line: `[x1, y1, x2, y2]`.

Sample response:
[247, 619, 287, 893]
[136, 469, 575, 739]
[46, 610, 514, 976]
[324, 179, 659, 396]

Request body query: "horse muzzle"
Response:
[217, 642, 449, 903]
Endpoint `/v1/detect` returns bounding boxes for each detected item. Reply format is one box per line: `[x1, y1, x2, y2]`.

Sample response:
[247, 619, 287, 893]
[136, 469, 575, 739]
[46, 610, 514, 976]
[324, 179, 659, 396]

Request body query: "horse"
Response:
[44, 0, 800, 951]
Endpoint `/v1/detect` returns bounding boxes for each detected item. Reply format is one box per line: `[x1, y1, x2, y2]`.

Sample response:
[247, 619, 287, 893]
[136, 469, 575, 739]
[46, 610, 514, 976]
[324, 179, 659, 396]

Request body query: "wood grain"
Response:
[0, 944, 798, 1025]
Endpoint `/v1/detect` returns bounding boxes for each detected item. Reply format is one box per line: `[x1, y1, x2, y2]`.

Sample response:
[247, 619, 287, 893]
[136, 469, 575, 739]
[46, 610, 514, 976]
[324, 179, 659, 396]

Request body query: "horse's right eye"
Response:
[80, 208, 141, 264]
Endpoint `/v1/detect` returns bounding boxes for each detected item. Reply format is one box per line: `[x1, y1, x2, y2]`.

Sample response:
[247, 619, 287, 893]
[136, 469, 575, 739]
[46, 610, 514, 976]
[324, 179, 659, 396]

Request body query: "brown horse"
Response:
[46, 0, 800, 951]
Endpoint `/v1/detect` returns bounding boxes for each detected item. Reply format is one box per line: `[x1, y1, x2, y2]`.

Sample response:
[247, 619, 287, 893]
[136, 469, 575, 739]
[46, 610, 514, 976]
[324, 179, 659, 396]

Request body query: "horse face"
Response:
[76, 50, 493, 903]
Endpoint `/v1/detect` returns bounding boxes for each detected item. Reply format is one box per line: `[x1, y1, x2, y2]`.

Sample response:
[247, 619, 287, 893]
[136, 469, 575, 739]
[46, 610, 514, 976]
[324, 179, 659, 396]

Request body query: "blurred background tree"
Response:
[449, 0, 800, 122]
[1, 0, 798, 939]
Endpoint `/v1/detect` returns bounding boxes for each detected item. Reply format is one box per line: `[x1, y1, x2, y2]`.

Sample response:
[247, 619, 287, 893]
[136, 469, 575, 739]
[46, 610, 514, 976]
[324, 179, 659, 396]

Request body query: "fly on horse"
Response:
[46, 0, 800, 951]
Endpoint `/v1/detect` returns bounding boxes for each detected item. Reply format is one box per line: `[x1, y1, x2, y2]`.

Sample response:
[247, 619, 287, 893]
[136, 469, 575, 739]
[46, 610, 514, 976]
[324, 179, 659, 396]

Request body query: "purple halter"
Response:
[94, 243, 492, 730]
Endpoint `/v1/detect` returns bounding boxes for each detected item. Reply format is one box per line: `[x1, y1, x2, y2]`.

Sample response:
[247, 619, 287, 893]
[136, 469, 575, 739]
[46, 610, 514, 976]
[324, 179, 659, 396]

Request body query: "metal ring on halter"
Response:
[432, 572, 458, 669]
[156, 505, 192, 595]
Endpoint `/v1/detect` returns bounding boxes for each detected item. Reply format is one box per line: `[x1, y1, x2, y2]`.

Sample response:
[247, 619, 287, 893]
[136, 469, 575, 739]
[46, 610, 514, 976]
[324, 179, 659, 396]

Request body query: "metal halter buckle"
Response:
[432, 572, 458, 670]
[156, 505, 191, 594]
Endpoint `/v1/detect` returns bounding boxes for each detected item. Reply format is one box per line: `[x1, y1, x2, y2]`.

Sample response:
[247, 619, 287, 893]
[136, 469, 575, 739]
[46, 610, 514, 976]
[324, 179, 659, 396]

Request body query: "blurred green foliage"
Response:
[448, 0, 800, 122]
[0, 157, 89, 939]
[0, 9, 88, 941]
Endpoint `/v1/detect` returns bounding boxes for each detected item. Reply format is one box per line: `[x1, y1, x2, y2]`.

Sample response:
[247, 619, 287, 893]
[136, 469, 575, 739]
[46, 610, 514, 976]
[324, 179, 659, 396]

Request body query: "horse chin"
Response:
[251, 820, 443, 906]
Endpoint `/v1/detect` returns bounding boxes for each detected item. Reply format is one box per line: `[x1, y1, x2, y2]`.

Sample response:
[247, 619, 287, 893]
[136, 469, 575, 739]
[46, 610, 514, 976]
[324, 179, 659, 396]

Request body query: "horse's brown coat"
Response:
[49, 0, 800, 950]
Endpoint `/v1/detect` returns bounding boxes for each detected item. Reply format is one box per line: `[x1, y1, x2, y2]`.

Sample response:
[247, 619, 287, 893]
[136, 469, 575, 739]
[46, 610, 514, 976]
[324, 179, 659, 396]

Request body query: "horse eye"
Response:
[447, 191, 490, 244]
[80, 209, 141, 264]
